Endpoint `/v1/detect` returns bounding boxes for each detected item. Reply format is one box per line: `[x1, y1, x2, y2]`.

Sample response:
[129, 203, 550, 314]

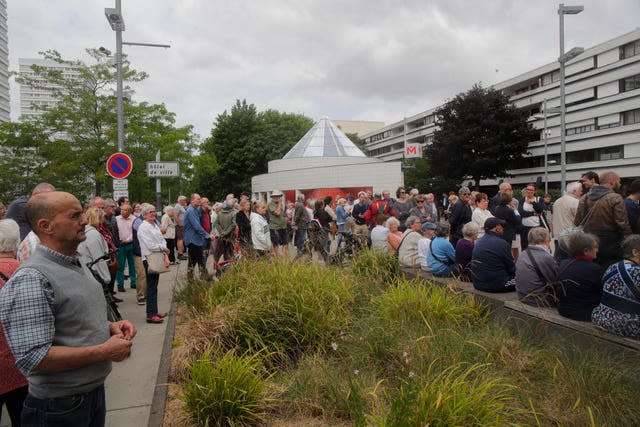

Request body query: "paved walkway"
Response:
[1, 261, 185, 427]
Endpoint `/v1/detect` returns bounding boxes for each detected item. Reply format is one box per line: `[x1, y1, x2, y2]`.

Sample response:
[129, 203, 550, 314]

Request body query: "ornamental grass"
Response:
[172, 250, 640, 426]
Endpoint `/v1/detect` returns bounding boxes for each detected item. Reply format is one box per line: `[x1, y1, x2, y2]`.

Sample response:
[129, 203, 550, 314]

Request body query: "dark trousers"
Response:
[22, 384, 105, 427]
[165, 238, 176, 263]
[143, 260, 159, 318]
[213, 238, 233, 264]
[0, 385, 27, 427]
[187, 243, 207, 278]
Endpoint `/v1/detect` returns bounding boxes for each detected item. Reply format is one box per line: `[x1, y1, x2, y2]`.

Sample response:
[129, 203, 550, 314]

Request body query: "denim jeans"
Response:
[116, 242, 137, 288]
[143, 260, 159, 318]
[21, 384, 106, 427]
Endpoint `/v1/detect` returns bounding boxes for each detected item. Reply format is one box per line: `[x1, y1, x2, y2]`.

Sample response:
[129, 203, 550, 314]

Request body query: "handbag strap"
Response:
[397, 231, 417, 252]
[555, 258, 577, 281]
[428, 238, 451, 265]
[525, 248, 550, 283]
[617, 260, 640, 301]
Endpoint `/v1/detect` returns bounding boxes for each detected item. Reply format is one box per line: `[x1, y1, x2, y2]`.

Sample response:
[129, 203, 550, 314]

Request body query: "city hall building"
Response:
[361, 29, 640, 189]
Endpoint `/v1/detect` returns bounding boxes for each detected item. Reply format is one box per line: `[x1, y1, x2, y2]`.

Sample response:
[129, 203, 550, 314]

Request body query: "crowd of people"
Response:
[0, 169, 639, 425]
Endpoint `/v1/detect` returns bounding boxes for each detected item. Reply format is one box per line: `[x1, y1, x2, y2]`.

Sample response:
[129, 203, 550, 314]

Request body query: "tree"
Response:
[201, 100, 313, 199]
[425, 83, 537, 189]
[2, 49, 197, 203]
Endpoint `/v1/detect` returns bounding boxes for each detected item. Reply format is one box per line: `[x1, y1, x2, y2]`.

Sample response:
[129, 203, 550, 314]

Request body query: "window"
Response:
[565, 124, 594, 136]
[620, 40, 640, 60]
[623, 108, 640, 125]
[620, 74, 640, 92]
[424, 114, 435, 125]
[599, 146, 623, 161]
[540, 70, 560, 86]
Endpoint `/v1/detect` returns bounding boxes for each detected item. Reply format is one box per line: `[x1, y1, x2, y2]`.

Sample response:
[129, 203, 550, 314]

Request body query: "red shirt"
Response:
[0, 258, 28, 394]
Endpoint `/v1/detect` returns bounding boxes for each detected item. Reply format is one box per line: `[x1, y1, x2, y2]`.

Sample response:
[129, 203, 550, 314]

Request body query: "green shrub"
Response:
[173, 276, 214, 312]
[350, 248, 400, 287]
[210, 258, 356, 366]
[279, 353, 375, 425]
[182, 348, 270, 426]
[372, 280, 486, 330]
[370, 363, 518, 426]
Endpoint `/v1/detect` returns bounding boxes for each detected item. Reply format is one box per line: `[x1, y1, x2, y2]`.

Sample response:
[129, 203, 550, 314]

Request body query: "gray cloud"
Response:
[8, 0, 640, 138]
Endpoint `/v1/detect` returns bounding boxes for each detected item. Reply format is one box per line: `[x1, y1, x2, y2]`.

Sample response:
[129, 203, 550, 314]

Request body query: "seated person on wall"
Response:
[417, 222, 437, 272]
[515, 227, 558, 307]
[455, 222, 480, 282]
[555, 231, 604, 321]
[427, 222, 457, 277]
[398, 215, 424, 269]
[591, 235, 640, 339]
[370, 213, 389, 252]
[471, 217, 516, 293]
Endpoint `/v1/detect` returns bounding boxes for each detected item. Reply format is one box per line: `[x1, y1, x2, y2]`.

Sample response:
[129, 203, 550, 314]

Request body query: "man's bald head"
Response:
[31, 182, 56, 196]
[27, 192, 80, 236]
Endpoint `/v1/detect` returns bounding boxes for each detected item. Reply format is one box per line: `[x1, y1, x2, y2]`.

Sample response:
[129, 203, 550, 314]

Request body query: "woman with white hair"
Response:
[0, 219, 28, 426]
[137, 203, 170, 324]
[455, 221, 480, 281]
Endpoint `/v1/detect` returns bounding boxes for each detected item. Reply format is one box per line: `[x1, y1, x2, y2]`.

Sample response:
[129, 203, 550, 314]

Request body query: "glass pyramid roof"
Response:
[282, 117, 367, 159]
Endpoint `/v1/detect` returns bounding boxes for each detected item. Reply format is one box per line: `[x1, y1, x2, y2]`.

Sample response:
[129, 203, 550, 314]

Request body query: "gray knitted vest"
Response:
[24, 247, 111, 398]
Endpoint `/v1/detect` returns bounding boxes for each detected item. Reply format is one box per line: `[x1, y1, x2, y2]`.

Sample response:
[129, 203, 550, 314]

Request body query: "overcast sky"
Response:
[8, 0, 640, 139]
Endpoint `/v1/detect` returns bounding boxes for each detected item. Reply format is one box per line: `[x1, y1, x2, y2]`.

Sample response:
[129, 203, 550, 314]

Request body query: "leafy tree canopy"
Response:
[425, 83, 537, 189]
[0, 49, 197, 204]
[200, 99, 313, 199]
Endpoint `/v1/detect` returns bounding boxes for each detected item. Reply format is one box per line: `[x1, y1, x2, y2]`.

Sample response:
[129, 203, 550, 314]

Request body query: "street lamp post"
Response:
[104, 1, 170, 153]
[530, 100, 561, 194]
[558, 3, 583, 194]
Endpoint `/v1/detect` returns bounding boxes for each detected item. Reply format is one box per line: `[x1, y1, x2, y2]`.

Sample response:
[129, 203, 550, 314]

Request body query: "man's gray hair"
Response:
[527, 227, 550, 245]
[177, 195, 186, 202]
[566, 181, 582, 195]
[0, 219, 20, 253]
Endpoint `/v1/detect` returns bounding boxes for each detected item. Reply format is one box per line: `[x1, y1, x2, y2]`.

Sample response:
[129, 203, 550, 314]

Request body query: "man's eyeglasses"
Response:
[416, 200, 425, 203]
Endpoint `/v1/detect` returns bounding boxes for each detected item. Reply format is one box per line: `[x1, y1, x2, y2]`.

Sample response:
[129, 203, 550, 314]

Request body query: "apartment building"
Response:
[362, 28, 640, 188]
[0, 0, 10, 122]
[19, 58, 80, 120]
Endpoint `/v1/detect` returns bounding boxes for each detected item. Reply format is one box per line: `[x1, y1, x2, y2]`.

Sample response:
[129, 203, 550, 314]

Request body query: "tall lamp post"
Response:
[558, 3, 583, 193]
[529, 99, 561, 194]
[105, 1, 170, 153]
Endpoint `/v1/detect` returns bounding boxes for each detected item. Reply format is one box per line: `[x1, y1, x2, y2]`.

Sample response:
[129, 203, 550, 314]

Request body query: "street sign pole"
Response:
[155, 151, 161, 213]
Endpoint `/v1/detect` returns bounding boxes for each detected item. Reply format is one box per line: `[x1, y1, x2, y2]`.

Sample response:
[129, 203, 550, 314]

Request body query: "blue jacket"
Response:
[428, 236, 456, 276]
[184, 205, 210, 247]
[471, 231, 516, 292]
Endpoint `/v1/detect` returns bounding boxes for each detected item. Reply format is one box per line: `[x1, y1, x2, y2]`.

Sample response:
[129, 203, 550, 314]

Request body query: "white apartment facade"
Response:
[0, 0, 10, 122]
[362, 29, 640, 188]
[19, 58, 79, 120]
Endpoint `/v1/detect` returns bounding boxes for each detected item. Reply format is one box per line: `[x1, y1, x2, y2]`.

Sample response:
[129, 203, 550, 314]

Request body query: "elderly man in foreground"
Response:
[0, 191, 136, 427]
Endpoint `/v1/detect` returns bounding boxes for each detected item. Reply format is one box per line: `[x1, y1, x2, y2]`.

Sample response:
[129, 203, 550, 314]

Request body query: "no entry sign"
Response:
[106, 152, 133, 179]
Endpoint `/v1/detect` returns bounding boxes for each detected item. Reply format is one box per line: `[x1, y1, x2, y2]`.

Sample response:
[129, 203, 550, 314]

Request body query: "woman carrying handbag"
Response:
[137, 203, 170, 324]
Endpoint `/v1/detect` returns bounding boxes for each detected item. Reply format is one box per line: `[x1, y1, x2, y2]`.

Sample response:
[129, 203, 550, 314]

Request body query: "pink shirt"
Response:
[116, 214, 135, 244]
